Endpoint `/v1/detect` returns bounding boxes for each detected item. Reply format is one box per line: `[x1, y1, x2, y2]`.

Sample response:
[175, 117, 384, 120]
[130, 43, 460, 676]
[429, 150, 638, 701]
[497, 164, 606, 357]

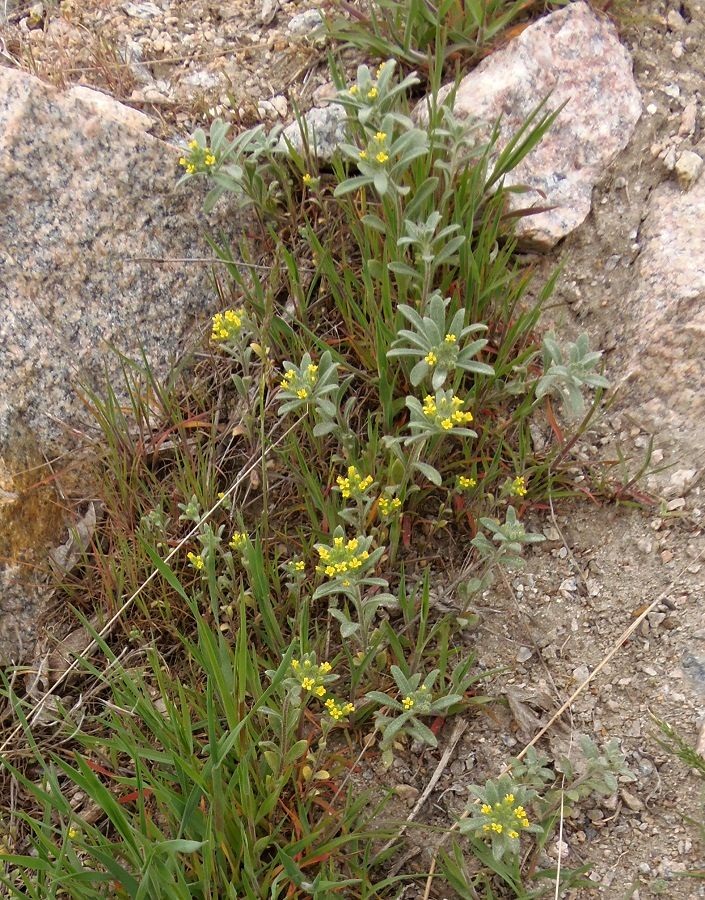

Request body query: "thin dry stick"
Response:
[375, 718, 468, 860]
[0, 415, 302, 755]
[421, 544, 705, 900]
[553, 781, 566, 900]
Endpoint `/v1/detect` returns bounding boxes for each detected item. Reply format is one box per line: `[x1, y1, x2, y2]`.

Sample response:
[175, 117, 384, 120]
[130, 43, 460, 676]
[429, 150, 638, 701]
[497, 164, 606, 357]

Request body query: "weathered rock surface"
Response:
[0, 67, 227, 661]
[431, 2, 642, 249]
[281, 103, 347, 159]
[623, 174, 705, 458]
[0, 66, 220, 452]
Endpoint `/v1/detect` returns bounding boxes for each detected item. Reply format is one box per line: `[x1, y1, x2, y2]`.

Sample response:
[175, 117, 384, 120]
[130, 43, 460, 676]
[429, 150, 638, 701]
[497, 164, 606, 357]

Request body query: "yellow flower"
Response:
[375, 151, 389, 164]
[187, 551, 204, 570]
[510, 476, 527, 497]
[367, 86, 378, 99]
[296, 387, 309, 400]
[424, 351, 438, 366]
[325, 698, 355, 720]
[211, 308, 244, 342]
[336, 465, 373, 499]
[293, 560, 305, 572]
[444, 333, 457, 344]
[229, 531, 247, 551]
[375, 131, 387, 142]
[349, 84, 359, 95]
[188, 139, 199, 150]
[481, 804, 492, 815]
[359, 149, 368, 160]
[402, 696, 414, 710]
[303, 172, 314, 185]
[290, 654, 333, 697]
[186, 163, 196, 175]
[204, 153, 216, 166]
[68, 827, 79, 840]
[378, 495, 401, 518]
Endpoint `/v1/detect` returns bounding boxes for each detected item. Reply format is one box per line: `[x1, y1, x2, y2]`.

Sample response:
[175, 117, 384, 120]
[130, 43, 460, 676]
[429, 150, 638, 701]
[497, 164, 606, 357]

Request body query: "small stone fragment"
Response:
[667, 8, 686, 30]
[620, 789, 644, 812]
[674, 150, 704, 189]
[516, 646, 534, 663]
[288, 9, 324, 34]
[572, 664, 590, 683]
[679, 101, 697, 136]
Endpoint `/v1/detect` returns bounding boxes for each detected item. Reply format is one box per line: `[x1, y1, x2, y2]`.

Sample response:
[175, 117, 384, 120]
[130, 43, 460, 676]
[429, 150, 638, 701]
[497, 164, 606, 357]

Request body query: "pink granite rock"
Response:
[431, 2, 642, 249]
[0, 66, 225, 452]
[622, 176, 705, 457]
[0, 67, 231, 661]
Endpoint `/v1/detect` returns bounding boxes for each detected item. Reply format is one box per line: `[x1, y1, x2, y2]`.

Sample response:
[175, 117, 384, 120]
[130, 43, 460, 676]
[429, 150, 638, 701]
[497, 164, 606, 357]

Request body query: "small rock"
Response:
[280, 104, 347, 159]
[667, 8, 686, 30]
[516, 646, 533, 663]
[672, 41, 684, 59]
[679, 102, 697, 136]
[661, 549, 674, 563]
[620, 789, 644, 812]
[646, 103, 658, 116]
[559, 577, 578, 595]
[662, 145, 677, 171]
[675, 150, 704, 189]
[573, 664, 590, 683]
[122, 0, 162, 17]
[288, 9, 324, 34]
[259, 0, 278, 25]
[666, 497, 686, 511]
[312, 81, 337, 105]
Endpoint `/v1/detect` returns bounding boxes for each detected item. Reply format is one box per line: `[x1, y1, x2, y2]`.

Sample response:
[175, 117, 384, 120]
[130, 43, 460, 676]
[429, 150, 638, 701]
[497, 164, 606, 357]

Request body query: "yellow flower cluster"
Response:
[444, 333, 457, 344]
[229, 531, 247, 551]
[211, 308, 244, 342]
[325, 698, 355, 720]
[280, 362, 319, 400]
[187, 551, 204, 570]
[480, 793, 531, 840]
[422, 394, 474, 431]
[336, 465, 373, 500]
[179, 138, 218, 176]
[378, 495, 401, 517]
[510, 476, 527, 497]
[359, 130, 390, 166]
[424, 351, 438, 366]
[457, 475, 477, 490]
[402, 696, 414, 710]
[302, 172, 315, 185]
[291, 560, 305, 572]
[316, 535, 370, 585]
[291, 657, 332, 697]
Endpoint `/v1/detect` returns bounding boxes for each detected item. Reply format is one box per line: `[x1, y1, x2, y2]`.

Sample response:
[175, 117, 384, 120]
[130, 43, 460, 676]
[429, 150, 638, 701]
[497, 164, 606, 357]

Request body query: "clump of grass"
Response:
[0, 15, 623, 899]
[322, 0, 557, 78]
